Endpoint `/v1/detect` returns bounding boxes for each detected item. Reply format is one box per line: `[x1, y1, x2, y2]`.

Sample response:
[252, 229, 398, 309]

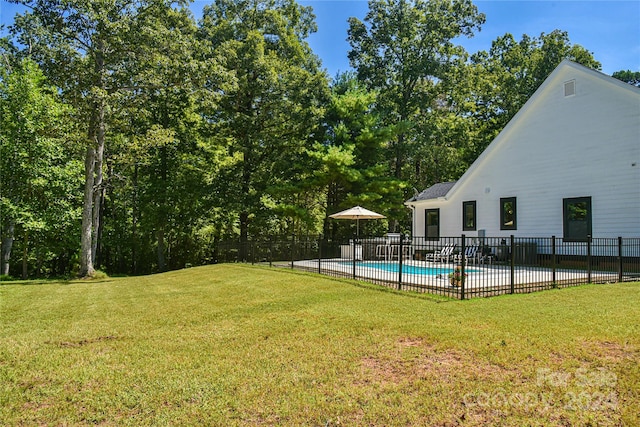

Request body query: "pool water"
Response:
[340, 261, 477, 276]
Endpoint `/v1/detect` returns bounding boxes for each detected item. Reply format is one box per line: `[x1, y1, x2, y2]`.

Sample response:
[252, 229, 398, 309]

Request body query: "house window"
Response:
[463, 201, 476, 231]
[425, 209, 440, 240]
[500, 197, 517, 230]
[563, 197, 592, 241]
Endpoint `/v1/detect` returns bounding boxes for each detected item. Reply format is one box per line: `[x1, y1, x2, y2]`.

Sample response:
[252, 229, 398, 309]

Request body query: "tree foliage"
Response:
[0, 58, 82, 278]
[315, 73, 405, 238]
[1, 1, 624, 277]
[10, 0, 200, 276]
[347, 0, 485, 188]
[198, 0, 329, 246]
[612, 70, 640, 87]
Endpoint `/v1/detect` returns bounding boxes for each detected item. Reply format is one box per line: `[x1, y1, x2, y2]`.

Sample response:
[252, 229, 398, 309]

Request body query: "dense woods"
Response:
[1, 0, 617, 278]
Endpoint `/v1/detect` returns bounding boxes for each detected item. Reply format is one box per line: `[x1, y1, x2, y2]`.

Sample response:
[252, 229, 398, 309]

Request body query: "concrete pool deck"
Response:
[291, 258, 620, 292]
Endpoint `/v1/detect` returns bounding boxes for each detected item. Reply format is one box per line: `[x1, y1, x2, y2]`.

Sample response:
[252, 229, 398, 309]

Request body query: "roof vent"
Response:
[564, 80, 576, 97]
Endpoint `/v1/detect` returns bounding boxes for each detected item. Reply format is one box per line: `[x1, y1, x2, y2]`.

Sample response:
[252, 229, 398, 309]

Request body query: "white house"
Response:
[405, 60, 640, 245]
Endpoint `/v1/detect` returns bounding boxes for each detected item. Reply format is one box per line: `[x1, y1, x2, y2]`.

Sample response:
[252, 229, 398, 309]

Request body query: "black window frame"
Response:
[462, 201, 477, 231]
[500, 197, 517, 230]
[563, 196, 592, 242]
[425, 208, 440, 240]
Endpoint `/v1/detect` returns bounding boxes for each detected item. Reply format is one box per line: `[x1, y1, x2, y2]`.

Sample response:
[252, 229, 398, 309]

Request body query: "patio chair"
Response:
[425, 244, 456, 263]
[478, 246, 494, 265]
[375, 233, 402, 261]
[454, 245, 479, 265]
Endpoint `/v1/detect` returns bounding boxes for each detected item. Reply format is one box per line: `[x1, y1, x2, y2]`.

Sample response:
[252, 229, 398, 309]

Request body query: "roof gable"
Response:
[436, 60, 640, 201]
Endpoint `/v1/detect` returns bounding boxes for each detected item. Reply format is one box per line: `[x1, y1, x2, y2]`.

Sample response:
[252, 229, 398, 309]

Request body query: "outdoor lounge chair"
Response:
[425, 244, 456, 263]
[454, 245, 479, 265]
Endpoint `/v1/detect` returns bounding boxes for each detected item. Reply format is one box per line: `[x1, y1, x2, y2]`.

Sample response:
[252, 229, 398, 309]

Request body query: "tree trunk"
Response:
[1, 220, 15, 276]
[389, 131, 406, 233]
[394, 132, 405, 179]
[79, 40, 105, 278]
[91, 139, 105, 267]
[131, 163, 138, 275]
[79, 144, 96, 277]
[156, 143, 168, 271]
[239, 142, 252, 260]
[156, 228, 166, 271]
[21, 230, 28, 279]
[239, 211, 249, 261]
[239, 161, 252, 261]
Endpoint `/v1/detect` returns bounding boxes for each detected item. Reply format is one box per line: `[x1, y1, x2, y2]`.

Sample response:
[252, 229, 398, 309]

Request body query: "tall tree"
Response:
[314, 73, 405, 239]
[106, 4, 211, 272]
[347, 0, 485, 184]
[198, 0, 329, 249]
[0, 58, 81, 278]
[10, 0, 195, 276]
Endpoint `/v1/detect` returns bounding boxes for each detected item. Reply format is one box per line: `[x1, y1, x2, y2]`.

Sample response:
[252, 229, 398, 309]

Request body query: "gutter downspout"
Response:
[411, 204, 416, 239]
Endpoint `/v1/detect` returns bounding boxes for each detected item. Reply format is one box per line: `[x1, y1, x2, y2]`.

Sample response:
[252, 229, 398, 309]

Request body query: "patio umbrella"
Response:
[329, 205, 386, 239]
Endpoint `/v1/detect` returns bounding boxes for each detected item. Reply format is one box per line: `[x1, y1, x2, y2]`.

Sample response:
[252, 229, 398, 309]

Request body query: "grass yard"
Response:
[1, 265, 639, 426]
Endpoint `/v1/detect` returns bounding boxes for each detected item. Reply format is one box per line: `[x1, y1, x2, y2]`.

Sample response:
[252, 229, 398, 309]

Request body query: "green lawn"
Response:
[1, 265, 638, 426]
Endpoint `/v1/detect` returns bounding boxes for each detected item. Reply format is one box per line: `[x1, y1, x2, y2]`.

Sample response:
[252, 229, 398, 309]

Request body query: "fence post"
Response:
[460, 234, 466, 300]
[318, 235, 323, 275]
[618, 236, 623, 283]
[352, 235, 357, 280]
[510, 235, 515, 294]
[291, 234, 295, 269]
[587, 235, 592, 283]
[552, 236, 557, 288]
[268, 240, 273, 268]
[251, 241, 255, 265]
[398, 237, 403, 290]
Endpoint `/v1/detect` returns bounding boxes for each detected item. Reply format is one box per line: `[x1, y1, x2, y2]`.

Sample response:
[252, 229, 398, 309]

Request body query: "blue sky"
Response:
[2, 1, 638, 76]
[295, 0, 640, 77]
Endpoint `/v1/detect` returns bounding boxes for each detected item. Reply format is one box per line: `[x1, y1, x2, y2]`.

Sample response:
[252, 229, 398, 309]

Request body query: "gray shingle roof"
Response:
[406, 181, 456, 203]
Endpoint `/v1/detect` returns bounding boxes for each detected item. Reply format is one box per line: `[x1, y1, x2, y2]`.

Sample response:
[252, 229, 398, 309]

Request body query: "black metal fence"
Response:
[214, 235, 640, 299]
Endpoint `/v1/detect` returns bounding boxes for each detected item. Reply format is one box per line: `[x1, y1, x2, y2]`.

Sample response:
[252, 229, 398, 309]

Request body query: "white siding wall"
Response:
[410, 64, 640, 239]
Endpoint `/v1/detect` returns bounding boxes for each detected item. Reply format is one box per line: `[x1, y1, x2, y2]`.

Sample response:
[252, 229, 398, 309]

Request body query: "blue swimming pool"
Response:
[339, 261, 477, 276]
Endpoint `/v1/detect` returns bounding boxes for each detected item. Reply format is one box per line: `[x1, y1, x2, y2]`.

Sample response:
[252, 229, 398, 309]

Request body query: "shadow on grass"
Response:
[0, 278, 115, 286]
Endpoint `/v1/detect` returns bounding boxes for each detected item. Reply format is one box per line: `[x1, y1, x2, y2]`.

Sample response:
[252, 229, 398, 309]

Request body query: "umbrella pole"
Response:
[355, 218, 360, 262]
